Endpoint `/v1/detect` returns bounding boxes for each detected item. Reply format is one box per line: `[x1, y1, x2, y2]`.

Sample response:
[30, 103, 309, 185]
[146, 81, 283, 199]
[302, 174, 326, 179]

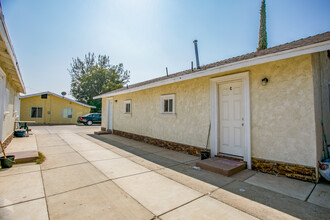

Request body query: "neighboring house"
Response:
[95, 32, 330, 182]
[0, 5, 25, 148]
[20, 91, 95, 124]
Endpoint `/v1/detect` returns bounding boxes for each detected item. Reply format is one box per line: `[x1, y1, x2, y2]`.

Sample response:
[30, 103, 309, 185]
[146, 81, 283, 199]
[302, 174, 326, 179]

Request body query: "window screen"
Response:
[163, 99, 173, 113]
[63, 108, 73, 118]
[125, 103, 131, 113]
[160, 94, 175, 114]
[124, 100, 132, 113]
[31, 107, 43, 118]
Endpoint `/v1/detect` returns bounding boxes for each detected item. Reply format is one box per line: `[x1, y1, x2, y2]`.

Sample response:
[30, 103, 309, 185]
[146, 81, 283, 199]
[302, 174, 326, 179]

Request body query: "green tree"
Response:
[257, 0, 267, 51]
[69, 52, 130, 112]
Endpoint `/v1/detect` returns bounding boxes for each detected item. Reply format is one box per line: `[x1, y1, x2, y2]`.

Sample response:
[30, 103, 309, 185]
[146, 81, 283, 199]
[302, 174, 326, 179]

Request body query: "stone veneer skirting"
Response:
[113, 130, 209, 156]
[2, 133, 14, 149]
[252, 157, 316, 182]
[105, 129, 316, 182]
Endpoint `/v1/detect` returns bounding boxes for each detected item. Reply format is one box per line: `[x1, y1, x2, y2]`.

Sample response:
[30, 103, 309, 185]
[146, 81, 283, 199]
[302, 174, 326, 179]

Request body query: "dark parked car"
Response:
[77, 113, 101, 126]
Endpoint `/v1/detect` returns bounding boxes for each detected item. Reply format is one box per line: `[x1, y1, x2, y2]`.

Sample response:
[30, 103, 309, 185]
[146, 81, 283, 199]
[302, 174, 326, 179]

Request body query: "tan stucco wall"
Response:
[105, 77, 211, 147]
[249, 55, 315, 167]
[102, 54, 317, 167]
[20, 94, 91, 124]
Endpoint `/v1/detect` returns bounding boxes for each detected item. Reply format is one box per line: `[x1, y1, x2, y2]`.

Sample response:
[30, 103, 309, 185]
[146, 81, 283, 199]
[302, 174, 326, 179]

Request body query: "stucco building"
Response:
[95, 32, 330, 182]
[20, 91, 95, 124]
[0, 5, 25, 147]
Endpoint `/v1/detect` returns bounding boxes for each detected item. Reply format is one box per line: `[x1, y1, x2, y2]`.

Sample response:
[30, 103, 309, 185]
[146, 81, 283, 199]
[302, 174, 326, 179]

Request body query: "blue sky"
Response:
[2, 0, 330, 98]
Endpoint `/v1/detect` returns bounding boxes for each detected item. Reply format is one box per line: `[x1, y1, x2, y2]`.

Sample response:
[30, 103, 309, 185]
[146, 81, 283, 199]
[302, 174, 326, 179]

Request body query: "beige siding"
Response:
[101, 98, 107, 128]
[2, 79, 19, 141]
[20, 94, 91, 124]
[102, 54, 317, 167]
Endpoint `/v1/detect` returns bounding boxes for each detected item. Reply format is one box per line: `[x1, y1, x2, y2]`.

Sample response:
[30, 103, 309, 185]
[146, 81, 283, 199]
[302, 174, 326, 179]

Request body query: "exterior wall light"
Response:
[261, 77, 269, 86]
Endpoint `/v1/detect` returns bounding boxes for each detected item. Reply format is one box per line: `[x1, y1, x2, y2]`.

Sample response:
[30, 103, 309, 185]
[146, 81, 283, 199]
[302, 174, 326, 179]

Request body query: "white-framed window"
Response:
[160, 94, 175, 114]
[31, 107, 43, 118]
[124, 100, 131, 114]
[63, 108, 73, 118]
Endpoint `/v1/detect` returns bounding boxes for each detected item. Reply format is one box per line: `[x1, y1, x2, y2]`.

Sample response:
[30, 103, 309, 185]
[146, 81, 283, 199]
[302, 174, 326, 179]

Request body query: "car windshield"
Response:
[83, 114, 92, 117]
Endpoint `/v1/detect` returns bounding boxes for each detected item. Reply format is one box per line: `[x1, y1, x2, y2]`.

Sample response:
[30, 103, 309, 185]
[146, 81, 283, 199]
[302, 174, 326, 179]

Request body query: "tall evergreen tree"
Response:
[257, 0, 267, 51]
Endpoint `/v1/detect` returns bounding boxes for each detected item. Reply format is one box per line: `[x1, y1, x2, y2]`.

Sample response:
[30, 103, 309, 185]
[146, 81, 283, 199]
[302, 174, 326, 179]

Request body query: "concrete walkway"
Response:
[0, 125, 329, 220]
[0, 134, 38, 162]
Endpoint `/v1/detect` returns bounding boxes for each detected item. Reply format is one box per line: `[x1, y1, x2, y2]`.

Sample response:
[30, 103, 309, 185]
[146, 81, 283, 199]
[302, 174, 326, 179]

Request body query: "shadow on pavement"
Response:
[88, 134, 329, 220]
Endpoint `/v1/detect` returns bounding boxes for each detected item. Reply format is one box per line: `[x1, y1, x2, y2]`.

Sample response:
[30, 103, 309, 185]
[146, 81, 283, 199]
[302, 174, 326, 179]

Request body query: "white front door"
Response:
[107, 99, 113, 131]
[219, 80, 244, 157]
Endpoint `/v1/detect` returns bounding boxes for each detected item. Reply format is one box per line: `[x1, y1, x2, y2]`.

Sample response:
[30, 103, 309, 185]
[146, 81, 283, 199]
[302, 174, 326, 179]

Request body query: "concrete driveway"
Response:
[0, 125, 329, 219]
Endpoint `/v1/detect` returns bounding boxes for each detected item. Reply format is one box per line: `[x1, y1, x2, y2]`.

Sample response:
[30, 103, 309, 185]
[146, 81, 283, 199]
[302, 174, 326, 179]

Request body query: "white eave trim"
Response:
[94, 40, 330, 99]
[20, 91, 96, 108]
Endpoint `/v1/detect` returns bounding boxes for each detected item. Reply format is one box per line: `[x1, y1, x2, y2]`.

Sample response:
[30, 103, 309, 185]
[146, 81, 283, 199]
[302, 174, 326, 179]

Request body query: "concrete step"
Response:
[6, 150, 38, 163]
[94, 130, 112, 135]
[196, 157, 246, 176]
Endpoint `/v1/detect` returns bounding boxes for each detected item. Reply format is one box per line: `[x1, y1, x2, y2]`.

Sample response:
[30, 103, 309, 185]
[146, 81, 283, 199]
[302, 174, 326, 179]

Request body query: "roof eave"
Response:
[20, 91, 96, 108]
[0, 8, 25, 93]
[94, 39, 330, 99]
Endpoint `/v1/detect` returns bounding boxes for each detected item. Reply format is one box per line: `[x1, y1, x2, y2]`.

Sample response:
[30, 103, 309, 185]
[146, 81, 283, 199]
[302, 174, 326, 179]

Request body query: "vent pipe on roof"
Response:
[193, 40, 200, 69]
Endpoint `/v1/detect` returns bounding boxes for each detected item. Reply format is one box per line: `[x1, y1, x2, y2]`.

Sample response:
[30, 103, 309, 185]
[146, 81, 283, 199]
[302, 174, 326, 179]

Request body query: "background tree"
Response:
[257, 0, 267, 51]
[69, 52, 130, 112]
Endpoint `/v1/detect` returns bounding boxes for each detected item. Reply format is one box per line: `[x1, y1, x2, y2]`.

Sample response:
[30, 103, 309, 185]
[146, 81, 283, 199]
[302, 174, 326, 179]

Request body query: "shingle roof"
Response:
[97, 31, 330, 97]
